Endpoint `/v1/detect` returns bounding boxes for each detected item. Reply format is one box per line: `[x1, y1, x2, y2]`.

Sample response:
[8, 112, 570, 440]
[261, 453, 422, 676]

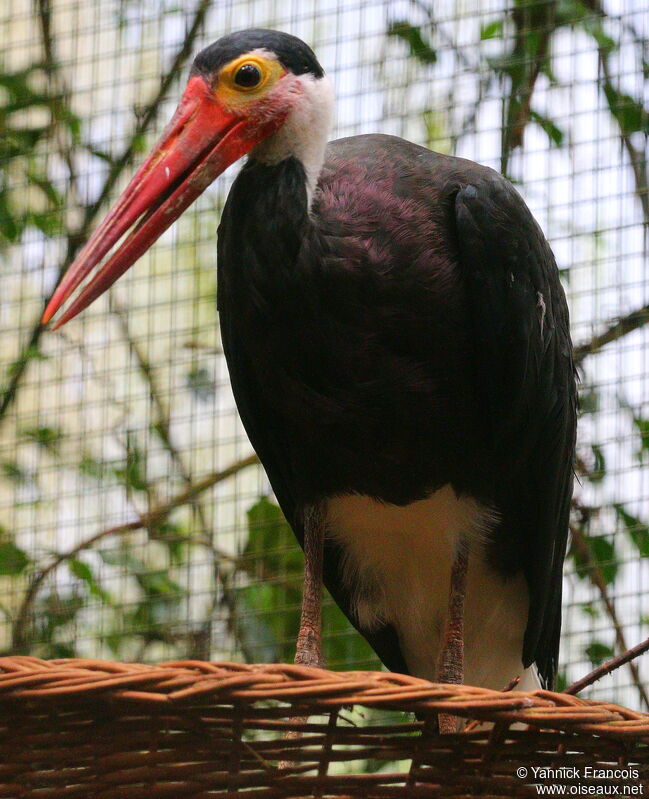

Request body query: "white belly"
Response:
[326, 486, 540, 691]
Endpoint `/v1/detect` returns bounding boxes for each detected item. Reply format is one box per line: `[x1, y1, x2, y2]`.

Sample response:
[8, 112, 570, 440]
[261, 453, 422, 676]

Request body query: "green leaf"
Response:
[237, 497, 303, 661]
[103, 631, 125, 656]
[0, 195, 21, 243]
[580, 601, 600, 618]
[481, 20, 504, 40]
[113, 433, 148, 492]
[131, 132, 147, 154]
[387, 21, 437, 65]
[321, 596, 378, 670]
[136, 569, 183, 597]
[585, 443, 606, 483]
[31, 210, 62, 237]
[100, 548, 143, 570]
[602, 84, 649, 136]
[86, 146, 116, 164]
[60, 107, 82, 141]
[0, 537, 30, 575]
[579, 386, 599, 415]
[422, 109, 451, 153]
[529, 109, 565, 147]
[100, 548, 182, 596]
[78, 456, 108, 479]
[99, 547, 183, 641]
[585, 641, 614, 666]
[26, 171, 63, 207]
[5, 346, 48, 382]
[244, 496, 301, 569]
[555, 0, 619, 55]
[21, 425, 63, 453]
[614, 504, 649, 558]
[239, 498, 378, 668]
[554, 670, 568, 692]
[36, 592, 84, 632]
[186, 366, 216, 402]
[631, 414, 649, 459]
[579, 12, 617, 56]
[148, 520, 188, 564]
[69, 558, 113, 604]
[1, 461, 29, 484]
[572, 533, 619, 585]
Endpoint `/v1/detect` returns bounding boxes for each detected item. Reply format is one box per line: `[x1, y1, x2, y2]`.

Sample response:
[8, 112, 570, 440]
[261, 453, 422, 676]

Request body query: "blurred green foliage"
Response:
[238, 497, 378, 668]
[0, 65, 78, 246]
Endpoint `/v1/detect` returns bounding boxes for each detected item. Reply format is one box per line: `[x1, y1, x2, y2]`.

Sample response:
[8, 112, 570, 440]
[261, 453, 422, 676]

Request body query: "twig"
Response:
[403, 0, 493, 153]
[109, 298, 207, 509]
[0, 0, 211, 424]
[574, 304, 649, 364]
[500, 1, 556, 175]
[11, 452, 258, 651]
[80, 0, 211, 232]
[565, 636, 649, 696]
[598, 57, 649, 228]
[569, 522, 649, 709]
[109, 299, 259, 662]
[582, 0, 649, 226]
[36, 0, 80, 209]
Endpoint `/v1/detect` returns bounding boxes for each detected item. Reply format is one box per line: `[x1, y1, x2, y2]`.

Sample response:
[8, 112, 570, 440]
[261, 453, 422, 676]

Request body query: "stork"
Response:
[43, 29, 577, 693]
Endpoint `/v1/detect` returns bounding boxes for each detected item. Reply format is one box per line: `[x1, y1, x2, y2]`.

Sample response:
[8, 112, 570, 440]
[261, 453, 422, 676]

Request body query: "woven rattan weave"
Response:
[0, 657, 647, 797]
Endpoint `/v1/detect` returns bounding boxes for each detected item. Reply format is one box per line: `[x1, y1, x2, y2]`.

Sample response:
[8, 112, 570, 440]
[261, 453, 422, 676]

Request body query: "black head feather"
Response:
[192, 29, 324, 80]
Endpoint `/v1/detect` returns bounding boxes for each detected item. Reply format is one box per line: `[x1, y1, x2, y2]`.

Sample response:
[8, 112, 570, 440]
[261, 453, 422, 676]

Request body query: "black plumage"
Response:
[218, 134, 576, 687]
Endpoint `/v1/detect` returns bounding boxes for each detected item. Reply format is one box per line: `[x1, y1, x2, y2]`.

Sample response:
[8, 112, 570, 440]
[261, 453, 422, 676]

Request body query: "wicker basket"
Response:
[0, 657, 647, 797]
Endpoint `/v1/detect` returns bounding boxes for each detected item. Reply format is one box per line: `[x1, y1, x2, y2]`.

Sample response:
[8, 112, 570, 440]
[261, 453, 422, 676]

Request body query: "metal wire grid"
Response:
[0, 0, 647, 708]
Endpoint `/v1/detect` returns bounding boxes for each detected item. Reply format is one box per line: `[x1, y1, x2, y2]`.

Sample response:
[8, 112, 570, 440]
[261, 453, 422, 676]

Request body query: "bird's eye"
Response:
[234, 63, 262, 89]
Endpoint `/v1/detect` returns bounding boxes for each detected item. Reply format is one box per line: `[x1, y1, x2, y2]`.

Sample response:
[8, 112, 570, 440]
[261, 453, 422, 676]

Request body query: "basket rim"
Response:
[0, 656, 647, 742]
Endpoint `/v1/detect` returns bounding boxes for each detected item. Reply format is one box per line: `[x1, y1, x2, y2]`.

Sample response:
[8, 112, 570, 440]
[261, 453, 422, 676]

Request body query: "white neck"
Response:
[252, 74, 334, 208]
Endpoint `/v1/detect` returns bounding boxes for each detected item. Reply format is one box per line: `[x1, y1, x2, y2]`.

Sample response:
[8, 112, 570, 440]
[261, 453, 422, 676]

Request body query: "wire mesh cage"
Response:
[1, 0, 649, 790]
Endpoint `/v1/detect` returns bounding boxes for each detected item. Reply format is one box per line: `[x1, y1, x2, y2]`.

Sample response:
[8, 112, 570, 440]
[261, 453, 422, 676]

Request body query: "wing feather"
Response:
[455, 176, 577, 686]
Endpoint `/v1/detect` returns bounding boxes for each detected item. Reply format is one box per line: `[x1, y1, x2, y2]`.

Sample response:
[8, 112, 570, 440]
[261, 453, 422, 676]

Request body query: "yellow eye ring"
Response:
[216, 54, 285, 108]
[233, 62, 263, 90]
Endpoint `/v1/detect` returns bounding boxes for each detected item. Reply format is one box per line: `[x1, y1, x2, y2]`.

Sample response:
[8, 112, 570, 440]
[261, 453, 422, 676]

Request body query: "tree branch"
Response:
[574, 304, 649, 364]
[11, 452, 259, 651]
[565, 635, 649, 696]
[36, 0, 80, 208]
[0, 0, 211, 423]
[569, 522, 649, 709]
[582, 0, 649, 226]
[500, 1, 556, 175]
[109, 297, 206, 508]
[109, 296, 258, 661]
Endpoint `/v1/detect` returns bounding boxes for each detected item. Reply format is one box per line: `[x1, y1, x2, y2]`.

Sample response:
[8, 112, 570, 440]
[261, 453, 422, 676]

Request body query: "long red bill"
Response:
[43, 75, 280, 328]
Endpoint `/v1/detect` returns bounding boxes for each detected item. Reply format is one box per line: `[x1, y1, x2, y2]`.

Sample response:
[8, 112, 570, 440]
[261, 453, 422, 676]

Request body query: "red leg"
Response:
[295, 505, 325, 669]
[436, 542, 469, 733]
[280, 507, 326, 772]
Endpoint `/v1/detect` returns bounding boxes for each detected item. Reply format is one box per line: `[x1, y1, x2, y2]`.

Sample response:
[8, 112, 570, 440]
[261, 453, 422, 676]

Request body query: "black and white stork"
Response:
[44, 29, 577, 693]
